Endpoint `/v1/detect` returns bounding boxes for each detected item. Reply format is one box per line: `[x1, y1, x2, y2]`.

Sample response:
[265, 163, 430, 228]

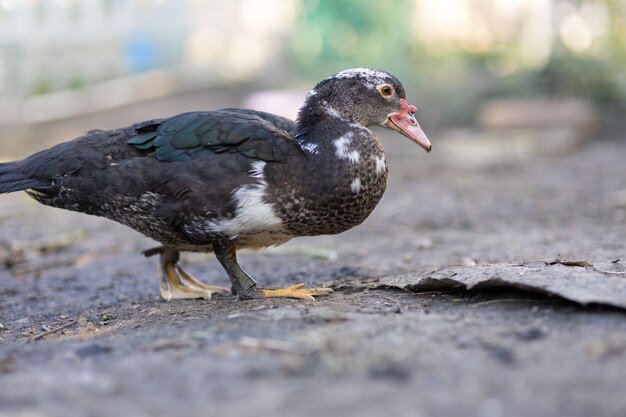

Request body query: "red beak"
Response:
[385, 99, 431, 153]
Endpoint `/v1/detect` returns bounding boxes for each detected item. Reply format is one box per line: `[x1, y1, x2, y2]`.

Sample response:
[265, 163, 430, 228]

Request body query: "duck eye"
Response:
[380, 85, 394, 97]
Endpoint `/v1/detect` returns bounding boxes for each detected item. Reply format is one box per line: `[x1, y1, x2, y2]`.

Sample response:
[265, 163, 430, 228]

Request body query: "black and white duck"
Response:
[0, 68, 431, 301]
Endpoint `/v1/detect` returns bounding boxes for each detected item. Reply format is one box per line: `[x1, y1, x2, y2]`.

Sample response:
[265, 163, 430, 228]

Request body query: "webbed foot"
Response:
[158, 248, 230, 301]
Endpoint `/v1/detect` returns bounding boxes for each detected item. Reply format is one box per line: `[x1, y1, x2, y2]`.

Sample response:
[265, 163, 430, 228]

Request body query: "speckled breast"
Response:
[273, 136, 389, 236]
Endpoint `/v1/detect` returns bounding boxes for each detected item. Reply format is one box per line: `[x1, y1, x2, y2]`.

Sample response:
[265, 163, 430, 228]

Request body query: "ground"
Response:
[1, 90, 626, 417]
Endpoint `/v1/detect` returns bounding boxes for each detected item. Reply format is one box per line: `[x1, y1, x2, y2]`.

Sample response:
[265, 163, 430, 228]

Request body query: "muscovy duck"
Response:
[0, 68, 431, 301]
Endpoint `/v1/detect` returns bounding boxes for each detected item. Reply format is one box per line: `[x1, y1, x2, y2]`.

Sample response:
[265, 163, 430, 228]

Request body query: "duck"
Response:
[0, 68, 431, 301]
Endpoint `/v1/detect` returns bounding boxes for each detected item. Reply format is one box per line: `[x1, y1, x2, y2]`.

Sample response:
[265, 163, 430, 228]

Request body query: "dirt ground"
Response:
[1, 90, 626, 417]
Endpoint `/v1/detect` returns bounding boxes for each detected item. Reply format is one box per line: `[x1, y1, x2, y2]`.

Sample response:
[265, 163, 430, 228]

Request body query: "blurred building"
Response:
[0, 0, 296, 123]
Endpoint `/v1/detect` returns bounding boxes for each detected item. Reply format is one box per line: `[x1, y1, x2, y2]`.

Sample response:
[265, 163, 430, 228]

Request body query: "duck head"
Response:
[300, 68, 431, 153]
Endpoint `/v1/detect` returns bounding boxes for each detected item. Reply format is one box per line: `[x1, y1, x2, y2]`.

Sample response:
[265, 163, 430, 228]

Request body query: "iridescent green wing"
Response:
[127, 110, 295, 162]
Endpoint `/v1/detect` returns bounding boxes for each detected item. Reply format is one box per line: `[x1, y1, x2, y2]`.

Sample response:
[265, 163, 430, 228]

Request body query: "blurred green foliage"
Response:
[32, 77, 53, 96]
[289, 0, 413, 82]
[288, 0, 626, 127]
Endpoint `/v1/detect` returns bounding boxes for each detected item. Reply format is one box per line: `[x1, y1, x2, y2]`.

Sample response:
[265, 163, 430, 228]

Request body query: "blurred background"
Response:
[0, 0, 625, 159]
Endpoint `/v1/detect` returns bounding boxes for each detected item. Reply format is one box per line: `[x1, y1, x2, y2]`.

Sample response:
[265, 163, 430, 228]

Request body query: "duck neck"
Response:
[293, 105, 386, 183]
[294, 97, 369, 146]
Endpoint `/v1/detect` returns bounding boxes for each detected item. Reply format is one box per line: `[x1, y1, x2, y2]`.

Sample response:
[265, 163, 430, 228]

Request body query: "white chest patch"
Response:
[334, 132, 359, 162]
[197, 161, 283, 238]
[374, 155, 386, 175]
[347, 150, 360, 164]
[350, 177, 362, 194]
[208, 184, 283, 237]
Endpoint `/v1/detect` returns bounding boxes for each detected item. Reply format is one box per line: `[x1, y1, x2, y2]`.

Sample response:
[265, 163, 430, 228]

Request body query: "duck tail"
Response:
[0, 160, 46, 194]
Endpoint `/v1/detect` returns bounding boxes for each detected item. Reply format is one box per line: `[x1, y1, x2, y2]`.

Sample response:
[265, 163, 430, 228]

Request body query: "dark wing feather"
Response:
[218, 108, 297, 135]
[127, 110, 296, 163]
